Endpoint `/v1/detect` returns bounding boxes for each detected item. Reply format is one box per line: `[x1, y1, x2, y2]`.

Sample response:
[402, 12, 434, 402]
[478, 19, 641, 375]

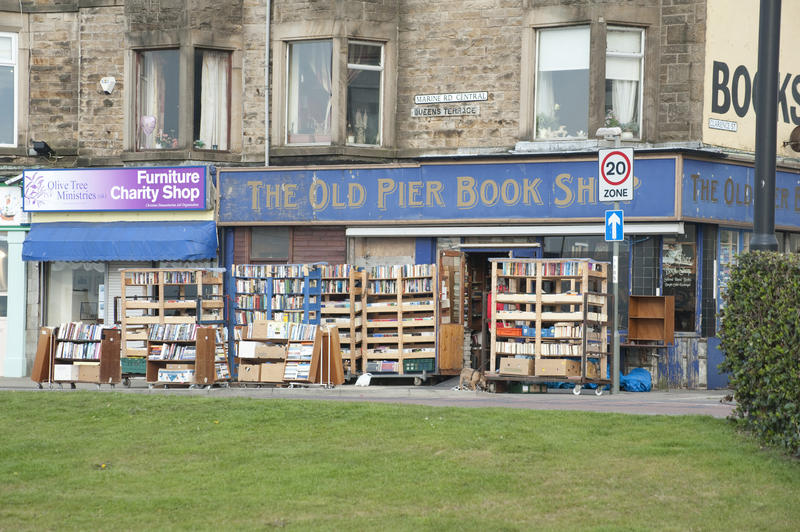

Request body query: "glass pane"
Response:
[137, 49, 180, 150]
[536, 27, 589, 139]
[46, 263, 105, 324]
[607, 29, 641, 54]
[347, 69, 380, 145]
[348, 43, 381, 66]
[251, 227, 290, 261]
[287, 40, 332, 144]
[0, 66, 13, 145]
[0, 36, 12, 62]
[193, 49, 230, 150]
[662, 228, 697, 332]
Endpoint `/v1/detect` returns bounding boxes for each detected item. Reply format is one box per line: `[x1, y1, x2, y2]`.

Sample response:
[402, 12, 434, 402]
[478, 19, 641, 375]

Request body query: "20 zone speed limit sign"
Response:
[598, 147, 634, 202]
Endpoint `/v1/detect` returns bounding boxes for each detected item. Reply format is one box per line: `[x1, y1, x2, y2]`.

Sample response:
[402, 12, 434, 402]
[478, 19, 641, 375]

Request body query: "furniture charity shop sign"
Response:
[22, 166, 207, 212]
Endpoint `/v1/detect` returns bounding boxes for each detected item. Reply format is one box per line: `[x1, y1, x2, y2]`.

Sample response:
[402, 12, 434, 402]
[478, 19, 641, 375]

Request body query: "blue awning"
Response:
[22, 221, 218, 262]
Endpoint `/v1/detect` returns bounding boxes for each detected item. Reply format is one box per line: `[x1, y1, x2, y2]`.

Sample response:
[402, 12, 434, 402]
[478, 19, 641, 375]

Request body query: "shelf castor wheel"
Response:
[123, 378, 131, 388]
[487, 382, 497, 394]
[71, 383, 77, 389]
[595, 387, 603, 396]
[110, 384, 115, 389]
[148, 383, 154, 390]
[95, 383, 101, 390]
[572, 385, 582, 396]
[413, 377, 423, 386]
[36, 382, 43, 389]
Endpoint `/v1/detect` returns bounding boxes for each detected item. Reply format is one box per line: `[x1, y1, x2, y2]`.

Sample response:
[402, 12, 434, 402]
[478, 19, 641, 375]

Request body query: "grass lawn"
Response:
[1, 392, 798, 531]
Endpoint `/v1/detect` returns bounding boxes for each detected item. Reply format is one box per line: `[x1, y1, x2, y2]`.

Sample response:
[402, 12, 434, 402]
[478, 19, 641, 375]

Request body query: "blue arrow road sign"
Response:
[605, 210, 624, 241]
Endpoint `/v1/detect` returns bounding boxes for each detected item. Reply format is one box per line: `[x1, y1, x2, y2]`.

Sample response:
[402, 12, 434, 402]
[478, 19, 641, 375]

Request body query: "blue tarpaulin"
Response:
[22, 221, 217, 262]
[620, 368, 652, 392]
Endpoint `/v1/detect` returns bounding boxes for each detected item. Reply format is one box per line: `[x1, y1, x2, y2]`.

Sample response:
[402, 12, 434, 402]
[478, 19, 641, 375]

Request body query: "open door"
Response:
[437, 250, 466, 374]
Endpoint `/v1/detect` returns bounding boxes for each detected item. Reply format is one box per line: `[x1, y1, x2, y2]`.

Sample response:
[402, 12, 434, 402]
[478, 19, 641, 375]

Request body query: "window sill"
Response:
[121, 150, 243, 163]
[270, 145, 397, 160]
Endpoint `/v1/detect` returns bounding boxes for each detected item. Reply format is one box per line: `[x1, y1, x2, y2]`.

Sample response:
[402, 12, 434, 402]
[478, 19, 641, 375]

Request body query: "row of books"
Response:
[148, 323, 199, 342]
[368, 280, 397, 294]
[234, 264, 314, 278]
[496, 341, 535, 355]
[235, 279, 270, 294]
[368, 264, 434, 279]
[126, 272, 159, 285]
[319, 264, 353, 278]
[540, 343, 583, 356]
[499, 262, 537, 277]
[320, 280, 351, 294]
[284, 361, 311, 380]
[235, 310, 308, 325]
[272, 279, 311, 294]
[148, 344, 197, 360]
[57, 322, 108, 341]
[403, 279, 433, 293]
[55, 341, 102, 360]
[161, 271, 197, 284]
[287, 343, 313, 361]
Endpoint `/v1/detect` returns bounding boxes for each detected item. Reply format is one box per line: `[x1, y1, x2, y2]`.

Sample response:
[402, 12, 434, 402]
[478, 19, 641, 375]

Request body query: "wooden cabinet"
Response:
[627, 295, 675, 344]
[32, 323, 121, 387]
[487, 258, 611, 388]
[120, 268, 224, 357]
[145, 325, 220, 387]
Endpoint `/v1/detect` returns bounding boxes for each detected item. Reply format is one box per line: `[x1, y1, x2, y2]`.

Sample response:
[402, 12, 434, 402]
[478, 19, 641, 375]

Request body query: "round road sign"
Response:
[600, 149, 632, 186]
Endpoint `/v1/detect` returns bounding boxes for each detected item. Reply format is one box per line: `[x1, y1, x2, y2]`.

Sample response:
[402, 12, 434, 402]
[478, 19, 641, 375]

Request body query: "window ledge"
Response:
[270, 145, 397, 160]
[121, 150, 243, 163]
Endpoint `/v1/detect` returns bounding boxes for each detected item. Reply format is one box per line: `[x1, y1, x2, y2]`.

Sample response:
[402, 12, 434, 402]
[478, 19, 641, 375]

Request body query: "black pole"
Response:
[751, 0, 781, 251]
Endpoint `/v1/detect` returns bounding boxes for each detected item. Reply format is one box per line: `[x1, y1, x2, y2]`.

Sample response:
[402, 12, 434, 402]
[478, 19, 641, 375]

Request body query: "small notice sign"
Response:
[411, 105, 480, 118]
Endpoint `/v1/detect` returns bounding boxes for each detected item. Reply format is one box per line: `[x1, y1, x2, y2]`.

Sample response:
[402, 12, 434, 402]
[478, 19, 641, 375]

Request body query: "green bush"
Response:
[719, 251, 800, 457]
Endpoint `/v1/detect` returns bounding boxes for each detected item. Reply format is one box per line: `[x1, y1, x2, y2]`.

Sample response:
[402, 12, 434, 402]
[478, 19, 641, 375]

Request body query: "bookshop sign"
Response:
[218, 158, 678, 224]
[22, 166, 207, 212]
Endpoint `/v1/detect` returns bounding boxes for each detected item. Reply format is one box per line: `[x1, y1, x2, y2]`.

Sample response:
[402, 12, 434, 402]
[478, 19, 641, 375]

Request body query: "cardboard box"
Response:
[260, 362, 285, 382]
[157, 369, 195, 383]
[585, 361, 600, 379]
[238, 363, 261, 382]
[536, 358, 581, 377]
[250, 320, 270, 340]
[166, 363, 193, 371]
[499, 357, 535, 376]
[77, 363, 100, 382]
[240, 341, 285, 359]
[53, 364, 79, 381]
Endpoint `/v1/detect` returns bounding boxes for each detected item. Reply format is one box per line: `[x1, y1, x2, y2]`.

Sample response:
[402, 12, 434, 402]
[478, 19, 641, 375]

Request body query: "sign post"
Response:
[599, 147, 634, 394]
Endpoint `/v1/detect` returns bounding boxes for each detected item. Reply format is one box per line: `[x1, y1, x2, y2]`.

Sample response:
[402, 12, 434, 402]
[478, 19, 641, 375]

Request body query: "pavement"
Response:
[1, 376, 736, 418]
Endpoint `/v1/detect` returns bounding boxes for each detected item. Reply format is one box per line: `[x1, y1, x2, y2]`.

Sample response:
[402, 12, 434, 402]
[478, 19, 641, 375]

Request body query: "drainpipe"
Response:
[265, 0, 271, 167]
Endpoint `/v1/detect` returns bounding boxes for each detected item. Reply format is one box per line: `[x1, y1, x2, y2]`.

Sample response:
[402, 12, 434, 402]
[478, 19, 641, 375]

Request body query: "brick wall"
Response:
[659, 0, 706, 142]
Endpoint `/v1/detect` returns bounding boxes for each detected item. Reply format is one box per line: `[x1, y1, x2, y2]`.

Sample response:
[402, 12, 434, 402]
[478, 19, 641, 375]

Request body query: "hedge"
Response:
[719, 251, 800, 456]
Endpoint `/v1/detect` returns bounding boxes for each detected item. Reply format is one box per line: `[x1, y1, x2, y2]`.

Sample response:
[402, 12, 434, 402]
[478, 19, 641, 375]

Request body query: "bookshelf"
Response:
[627, 295, 675, 344]
[363, 264, 438, 376]
[145, 324, 221, 388]
[319, 264, 364, 377]
[236, 320, 292, 385]
[120, 268, 225, 358]
[32, 327, 56, 388]
[52, 323, 121, 388]
[233, 264, 322, 326]
[487, 258, 611, 393]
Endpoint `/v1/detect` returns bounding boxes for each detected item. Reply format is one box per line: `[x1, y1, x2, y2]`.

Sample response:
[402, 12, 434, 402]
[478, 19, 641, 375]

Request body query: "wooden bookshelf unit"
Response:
[320, 265, 365, 377]
[145, 324, 220, 388]
[32, 324, 121, 388]
[627, 295, 675, 344]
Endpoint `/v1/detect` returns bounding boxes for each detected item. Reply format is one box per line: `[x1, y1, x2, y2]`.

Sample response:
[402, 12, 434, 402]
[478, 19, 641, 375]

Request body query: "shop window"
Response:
[193, 49, 231, 151]
[346, 41, 383, 146]
[662, 226, 697, 332]
[535, 26, 590, 139]
[46, 263, 105, 325]
[0, 32, 17, 147]
[787, 233, 800, 253]
[605, 27, 643, 139]
[286, 40, 333, 144]
[136, 49, 180, 150]
[630, 235, 659, 295]
[250, 227, 290, 262]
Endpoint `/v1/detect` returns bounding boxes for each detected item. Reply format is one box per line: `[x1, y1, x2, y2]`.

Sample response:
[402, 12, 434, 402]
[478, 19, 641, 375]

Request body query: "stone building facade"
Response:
[5, 0, 800, 387]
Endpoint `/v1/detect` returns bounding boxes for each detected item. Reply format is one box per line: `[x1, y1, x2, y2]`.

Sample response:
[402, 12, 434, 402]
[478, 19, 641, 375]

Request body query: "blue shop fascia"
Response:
[216, 151, 800, 390]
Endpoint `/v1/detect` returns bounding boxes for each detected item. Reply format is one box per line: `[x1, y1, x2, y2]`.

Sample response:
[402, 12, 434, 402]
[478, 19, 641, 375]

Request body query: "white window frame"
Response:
[0, 32, 18, 148]
[285, 39, 333, 146]
[346, 40, 384, 147]
[605, 26, 644, 140]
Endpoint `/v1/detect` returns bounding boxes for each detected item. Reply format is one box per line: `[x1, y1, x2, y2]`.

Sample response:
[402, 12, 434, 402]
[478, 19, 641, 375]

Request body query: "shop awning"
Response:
[22, 221, 218, 262]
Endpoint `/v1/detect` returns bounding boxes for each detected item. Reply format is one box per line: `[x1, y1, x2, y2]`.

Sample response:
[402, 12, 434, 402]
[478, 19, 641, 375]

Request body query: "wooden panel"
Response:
[628, 295, 675, 344]
[233, 227, 250, 264]
[292, 226, 346, 264]
[194, 327, 217, 385]
[438, 323, 464, 373]
[99, 329, 122, 384]
[31, 328, 55, 383]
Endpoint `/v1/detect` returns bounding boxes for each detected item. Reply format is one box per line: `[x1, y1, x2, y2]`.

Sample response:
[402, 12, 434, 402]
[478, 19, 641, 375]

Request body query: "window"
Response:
[251, 227, 290, 262]
[532, 23, 646, 141]
[46, 263, 105, 325]
[535, 26, 589, 139]
[663, 227, 698, 333]
[605, 27, 644, 139]
[347, 41, 383, 146]
[286, 40, 333, 144]
[193, 49, 231, 151]
[0, 32, 17, 147]
[136, 49, 180, 150]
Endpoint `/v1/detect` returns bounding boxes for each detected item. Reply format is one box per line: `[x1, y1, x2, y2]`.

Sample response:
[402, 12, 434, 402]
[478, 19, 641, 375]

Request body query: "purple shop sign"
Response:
[22, 166, 207, 212]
